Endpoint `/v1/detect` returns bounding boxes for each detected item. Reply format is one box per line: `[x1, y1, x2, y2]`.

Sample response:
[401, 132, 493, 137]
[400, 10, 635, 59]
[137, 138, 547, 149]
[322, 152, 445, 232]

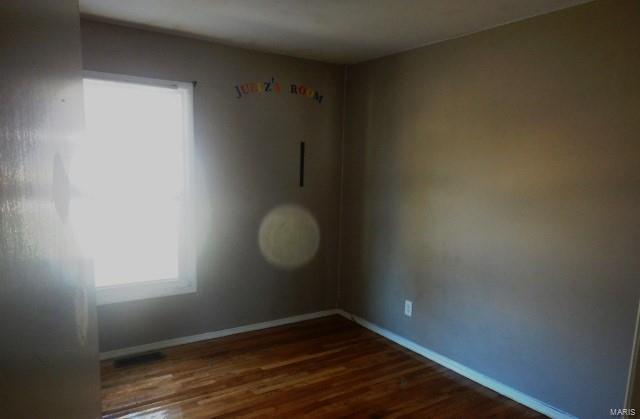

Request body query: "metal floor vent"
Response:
[114, 351, 166, 368]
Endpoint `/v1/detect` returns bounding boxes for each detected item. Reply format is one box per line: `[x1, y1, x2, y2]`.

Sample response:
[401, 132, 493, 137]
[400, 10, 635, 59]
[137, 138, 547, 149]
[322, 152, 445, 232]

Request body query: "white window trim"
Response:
[83, 71, 197, 306]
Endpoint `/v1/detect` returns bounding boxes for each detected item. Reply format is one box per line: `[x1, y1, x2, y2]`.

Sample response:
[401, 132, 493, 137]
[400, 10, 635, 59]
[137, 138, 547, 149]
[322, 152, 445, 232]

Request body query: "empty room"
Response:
[1, 0, 639, 418]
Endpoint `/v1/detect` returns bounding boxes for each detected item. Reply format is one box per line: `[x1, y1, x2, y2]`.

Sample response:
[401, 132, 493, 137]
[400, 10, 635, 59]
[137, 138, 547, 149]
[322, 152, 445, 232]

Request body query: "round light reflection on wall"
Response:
[258, 204, 320, 269]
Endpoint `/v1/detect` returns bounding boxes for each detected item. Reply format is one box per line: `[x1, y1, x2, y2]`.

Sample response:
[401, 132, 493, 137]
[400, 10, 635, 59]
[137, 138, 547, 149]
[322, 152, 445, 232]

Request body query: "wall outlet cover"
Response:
[404, 300, 413, 317]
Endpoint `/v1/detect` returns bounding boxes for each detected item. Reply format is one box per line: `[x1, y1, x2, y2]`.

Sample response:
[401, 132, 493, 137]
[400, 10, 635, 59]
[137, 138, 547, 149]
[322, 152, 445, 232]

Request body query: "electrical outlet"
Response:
[404, 300, 412, 317]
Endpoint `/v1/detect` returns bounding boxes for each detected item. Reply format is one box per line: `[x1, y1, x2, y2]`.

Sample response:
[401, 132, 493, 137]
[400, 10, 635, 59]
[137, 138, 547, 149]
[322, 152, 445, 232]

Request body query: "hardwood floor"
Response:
[101, 315, 546, 418]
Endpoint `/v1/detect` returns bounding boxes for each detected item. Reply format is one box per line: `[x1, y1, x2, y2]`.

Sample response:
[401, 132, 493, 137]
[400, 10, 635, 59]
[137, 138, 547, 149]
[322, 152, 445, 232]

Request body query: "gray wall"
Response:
[0, 1, 101, 418]
[80, 20, 344, 351]
[340, 1, 640, 418]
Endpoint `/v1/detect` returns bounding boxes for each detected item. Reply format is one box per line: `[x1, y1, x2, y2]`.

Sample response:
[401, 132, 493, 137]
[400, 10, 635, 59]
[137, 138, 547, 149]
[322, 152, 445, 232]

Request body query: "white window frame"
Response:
[83, 71, 197, 305]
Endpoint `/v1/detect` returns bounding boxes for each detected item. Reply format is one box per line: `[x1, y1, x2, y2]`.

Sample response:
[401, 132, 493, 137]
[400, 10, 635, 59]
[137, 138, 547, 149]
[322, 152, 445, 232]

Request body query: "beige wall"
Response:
[0, 1, 101, 417]
[80, 20, 345, 351]
[340, 1, 640, 417]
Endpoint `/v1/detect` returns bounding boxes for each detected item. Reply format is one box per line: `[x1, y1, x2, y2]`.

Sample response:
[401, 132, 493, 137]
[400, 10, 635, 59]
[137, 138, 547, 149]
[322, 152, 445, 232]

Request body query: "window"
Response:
[71, 72, 196, 305]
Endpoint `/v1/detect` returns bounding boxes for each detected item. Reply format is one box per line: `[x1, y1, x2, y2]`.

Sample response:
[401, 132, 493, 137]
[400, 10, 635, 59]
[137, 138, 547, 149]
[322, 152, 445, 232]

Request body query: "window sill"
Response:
[96, 278, 196, 306]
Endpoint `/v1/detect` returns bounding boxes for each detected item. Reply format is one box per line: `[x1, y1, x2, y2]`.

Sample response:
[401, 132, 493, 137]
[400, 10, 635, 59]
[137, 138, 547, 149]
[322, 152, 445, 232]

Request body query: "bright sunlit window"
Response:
[71, 72, 196, 305]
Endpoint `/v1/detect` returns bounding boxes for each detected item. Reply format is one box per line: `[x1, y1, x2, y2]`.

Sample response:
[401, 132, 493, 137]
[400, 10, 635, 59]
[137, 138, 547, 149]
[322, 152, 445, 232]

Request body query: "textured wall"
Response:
[80, 20, 344, 351]
[0, 1, 101, 418]
[340, 1, 640, 417]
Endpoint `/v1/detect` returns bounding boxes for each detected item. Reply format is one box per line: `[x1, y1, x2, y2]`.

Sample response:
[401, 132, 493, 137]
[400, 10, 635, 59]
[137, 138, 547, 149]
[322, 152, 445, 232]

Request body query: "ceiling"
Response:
[79, 0, 592, 64]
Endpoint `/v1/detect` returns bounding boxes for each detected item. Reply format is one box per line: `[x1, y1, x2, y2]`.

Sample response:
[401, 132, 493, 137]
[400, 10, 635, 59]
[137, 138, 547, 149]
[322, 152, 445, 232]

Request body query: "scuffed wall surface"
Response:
[0, 1, 101, 417]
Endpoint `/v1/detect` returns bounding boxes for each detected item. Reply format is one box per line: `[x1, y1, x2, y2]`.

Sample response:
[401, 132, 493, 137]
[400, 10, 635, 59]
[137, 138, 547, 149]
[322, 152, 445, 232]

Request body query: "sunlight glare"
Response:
[71, 78, 186, 287]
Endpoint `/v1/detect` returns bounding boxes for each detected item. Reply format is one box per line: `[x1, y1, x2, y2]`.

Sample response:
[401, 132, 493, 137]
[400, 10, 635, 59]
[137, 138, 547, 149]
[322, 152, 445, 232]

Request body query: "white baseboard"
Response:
[625, 299, 640, 410]
[335, 310, 576, 419]
[99, 309, 342, 360]
[100, 307, 575, 419]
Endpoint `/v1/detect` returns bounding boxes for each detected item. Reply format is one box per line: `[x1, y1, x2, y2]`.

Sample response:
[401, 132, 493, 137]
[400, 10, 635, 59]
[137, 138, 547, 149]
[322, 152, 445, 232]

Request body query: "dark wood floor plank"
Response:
[101, 315, 547, 418]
